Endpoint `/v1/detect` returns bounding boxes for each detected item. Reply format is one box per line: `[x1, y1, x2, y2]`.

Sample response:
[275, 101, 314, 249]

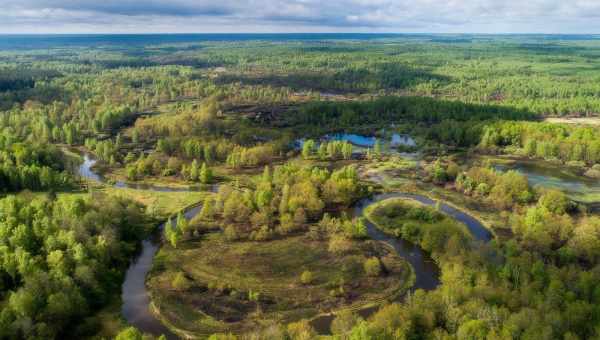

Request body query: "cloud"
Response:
[4, 0, 236, 16]
[1, 0, 600, 33]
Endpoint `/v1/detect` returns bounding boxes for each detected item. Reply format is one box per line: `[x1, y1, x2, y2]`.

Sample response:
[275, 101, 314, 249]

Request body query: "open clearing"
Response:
[148, 232, 413, 336]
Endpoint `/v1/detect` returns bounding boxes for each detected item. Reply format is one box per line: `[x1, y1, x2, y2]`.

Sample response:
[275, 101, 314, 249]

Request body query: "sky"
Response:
[2, 0, 600, 34]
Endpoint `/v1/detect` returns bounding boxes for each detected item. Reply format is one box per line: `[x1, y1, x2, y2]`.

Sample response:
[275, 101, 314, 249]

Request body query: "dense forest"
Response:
[0, 194, 148, 339]
[1, 35, 600, 340]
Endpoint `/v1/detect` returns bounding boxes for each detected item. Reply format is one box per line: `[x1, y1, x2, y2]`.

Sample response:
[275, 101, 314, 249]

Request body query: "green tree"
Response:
[538, 189, 570, 215]
[200, 162, 212, 184]
[457, 320, 489, 340]
[331, 310, 363, 336]
[190, 160, 199, 181]
[300, 270, 313, 285]
[176, 211, 189, 235]
[302, 140, 315, 159]
[165, 217, 181, 248]
[342, 142, 353, 160]
[115, 327, 143, 340]
[373, 139, 382, 157]
[200, 197, 215, 220]
[364, 257, 382, 277]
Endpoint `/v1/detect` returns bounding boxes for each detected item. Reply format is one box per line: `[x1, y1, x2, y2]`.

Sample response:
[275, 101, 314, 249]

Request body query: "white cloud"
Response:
[1, 0, 600, 33]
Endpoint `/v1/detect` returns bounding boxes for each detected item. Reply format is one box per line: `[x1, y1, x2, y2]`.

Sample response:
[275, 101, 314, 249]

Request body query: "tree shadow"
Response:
[217, 62, 450, 93]
[281, 96, 537, 128]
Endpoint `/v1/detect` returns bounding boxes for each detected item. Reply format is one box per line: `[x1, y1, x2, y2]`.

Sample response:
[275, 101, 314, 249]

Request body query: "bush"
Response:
[300, 270, 314, 285]
[331, 310, 363, 335]
[328, 234, 353, 254]
[287, 320, 317, 340]
[343, 218, 368, 239]
[172, 272, 192, 291]
[584, 168, 600, 179]
[224, 225, 239, 241]
[364, 257, 382, 277]
[115, 327, 143, 340]
[278, 213, 295, 235]
[538, 189, 570, 215]
[250, 225, 273, 241]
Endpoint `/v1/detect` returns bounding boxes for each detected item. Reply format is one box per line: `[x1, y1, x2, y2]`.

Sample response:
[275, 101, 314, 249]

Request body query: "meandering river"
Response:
[78, 153, 215, 192]
[78, 154, 491, 338]
[76, 153, 208, 339]
[309, 192, 492, 333]
[121, 205, 203, 340]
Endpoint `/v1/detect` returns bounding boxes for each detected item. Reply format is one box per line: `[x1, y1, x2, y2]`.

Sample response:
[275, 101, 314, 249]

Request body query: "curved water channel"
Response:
[122, 205, 203, 340]
[78, 153, 215, 192]
[77, 153, 209, 339]
[309, 192, 493, 333]
[77, 154, 492, 338]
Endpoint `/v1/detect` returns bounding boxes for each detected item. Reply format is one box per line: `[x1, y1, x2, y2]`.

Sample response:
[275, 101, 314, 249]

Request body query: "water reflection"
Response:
[328, 133, 416, 148]
[493, 161, 600, 202]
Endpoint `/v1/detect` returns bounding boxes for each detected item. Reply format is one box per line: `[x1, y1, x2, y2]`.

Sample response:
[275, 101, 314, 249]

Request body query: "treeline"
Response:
[301, 139, 353, 160]
[0, 65, 221, 145]
[166, 163, 366, 247]
[0, 194, 148, 339]
[426, 159, 535, 210]
[0, 67, 62, 92]
[428, 159, 600, 262]
[0, 141, 72, 192]
[218, 62, 443, 93]
[479, 121, 600, 166]
[125, 155, 213, 183]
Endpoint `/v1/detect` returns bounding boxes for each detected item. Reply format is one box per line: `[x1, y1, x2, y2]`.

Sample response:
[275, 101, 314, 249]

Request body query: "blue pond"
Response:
[327, 133, 416, 148]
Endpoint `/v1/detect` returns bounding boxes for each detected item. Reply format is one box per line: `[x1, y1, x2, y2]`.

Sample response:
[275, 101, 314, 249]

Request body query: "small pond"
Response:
[493, 160, 600, 203]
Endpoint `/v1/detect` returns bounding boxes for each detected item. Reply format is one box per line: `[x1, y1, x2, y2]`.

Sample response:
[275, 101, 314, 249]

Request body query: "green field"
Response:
[148, 232, 413, 336]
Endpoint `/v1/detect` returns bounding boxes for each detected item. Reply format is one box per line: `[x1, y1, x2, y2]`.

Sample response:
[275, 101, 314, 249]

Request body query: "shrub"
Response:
[343, 218, 368, 239]
[331, 310, 363, 335]
[300, 270, 314, 285]
[224, 225, 239, 241]
[277, 213, 295, 235]
[328, 234, 353, 254]
[538, 189, 570, 215]
[250, 225, 273, 241]
[172, 272, 192, 291]
[287, 320, 317, 340]
[364, 257, 382, 277]
[115, 327, 144, 340]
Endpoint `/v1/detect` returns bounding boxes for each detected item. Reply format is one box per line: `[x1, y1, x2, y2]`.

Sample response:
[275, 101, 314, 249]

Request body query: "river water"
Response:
[78, 153, 215, 192]
[121, 205, 203, 340]
[76, 153, 207, 339]
[309, 192, 492, 333]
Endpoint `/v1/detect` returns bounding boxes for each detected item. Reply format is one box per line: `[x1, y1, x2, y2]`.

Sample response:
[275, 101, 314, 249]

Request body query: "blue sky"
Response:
[2, 0, 600, 34]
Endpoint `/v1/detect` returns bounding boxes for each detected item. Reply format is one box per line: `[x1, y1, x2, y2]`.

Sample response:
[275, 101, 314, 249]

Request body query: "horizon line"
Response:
[1, 32, 600, 36]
